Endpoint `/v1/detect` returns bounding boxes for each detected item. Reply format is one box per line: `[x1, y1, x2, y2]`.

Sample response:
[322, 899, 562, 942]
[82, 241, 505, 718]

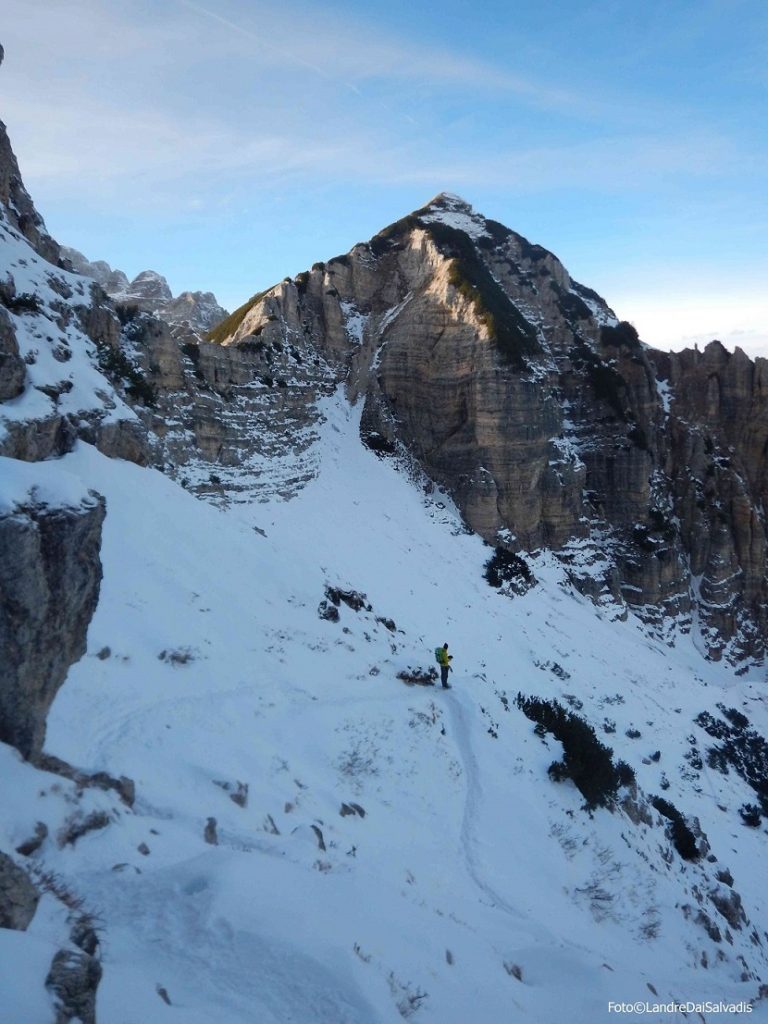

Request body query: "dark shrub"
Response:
[516, 694, 634, 810]
[601, 321, 641, 350]
[397, 666, 438, 686]
[362, 431, 396, 456]
[569, 340, 628, 420]
[721, 706, 749, 730]
[651, 796, 700, 861]
[627, 425, 649, 451]
[739, 803, 762, 827]
[5, 292, 42, 314]
[475, 218, 513, 249]
[325, 586, 371, 612]
[550, 280, 591, 323]
[114, 302, 140, 325]
[96, 341, 156, 407]
[368, 214, 421, 258]
[240, 332, 266, 349]
[484, 548, 535, 595]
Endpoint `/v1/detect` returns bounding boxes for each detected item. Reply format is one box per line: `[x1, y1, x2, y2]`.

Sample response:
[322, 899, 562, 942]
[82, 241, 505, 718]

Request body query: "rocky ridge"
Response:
[61, 246, 229, 339]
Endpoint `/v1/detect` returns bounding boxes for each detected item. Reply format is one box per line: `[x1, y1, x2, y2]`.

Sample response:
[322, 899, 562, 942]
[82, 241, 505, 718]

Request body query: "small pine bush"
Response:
[5, 292, 42, 314]
[96, 341, 156, 407]
[739, 803, 762, 827]
[483, 548, 534, 594]
[600, 321, 641, 350]
[650, 795, 700, 860]
[515, 694, 634, 810]
[114, 302, 140, 325]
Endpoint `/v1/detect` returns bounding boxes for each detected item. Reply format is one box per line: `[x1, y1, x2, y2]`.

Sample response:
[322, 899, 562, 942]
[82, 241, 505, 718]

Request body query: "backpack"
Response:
[434, 647, 444, 665]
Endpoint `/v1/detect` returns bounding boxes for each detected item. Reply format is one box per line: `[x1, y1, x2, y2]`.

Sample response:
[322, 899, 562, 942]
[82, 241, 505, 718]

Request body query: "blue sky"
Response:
[2, 0, 766, 352]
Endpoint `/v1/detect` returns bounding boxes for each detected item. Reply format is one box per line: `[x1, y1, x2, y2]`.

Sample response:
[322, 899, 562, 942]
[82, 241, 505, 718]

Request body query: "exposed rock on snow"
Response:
[0, 305, 25, 399]
[0, 491, 105, 759]
[0, 851, 39, 929]
[46, 945, 102, 1024]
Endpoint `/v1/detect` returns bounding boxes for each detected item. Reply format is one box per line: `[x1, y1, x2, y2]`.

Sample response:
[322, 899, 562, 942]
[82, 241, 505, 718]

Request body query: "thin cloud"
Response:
[171, 0, 611, 120]
[7, 82, 738, 205]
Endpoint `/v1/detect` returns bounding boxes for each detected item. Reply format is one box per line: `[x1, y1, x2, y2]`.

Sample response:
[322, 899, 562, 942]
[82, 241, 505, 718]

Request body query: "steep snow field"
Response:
[3, 393, 768, 1022]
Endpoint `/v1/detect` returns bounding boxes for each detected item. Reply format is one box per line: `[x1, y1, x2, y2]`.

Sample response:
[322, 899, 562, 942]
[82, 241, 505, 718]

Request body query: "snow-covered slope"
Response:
[0, 215, 133, 444]
[3, 389, 767, 1022]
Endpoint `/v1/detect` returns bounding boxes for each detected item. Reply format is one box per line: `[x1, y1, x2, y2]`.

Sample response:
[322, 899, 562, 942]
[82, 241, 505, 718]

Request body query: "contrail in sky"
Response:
[174, 0, 422, 125]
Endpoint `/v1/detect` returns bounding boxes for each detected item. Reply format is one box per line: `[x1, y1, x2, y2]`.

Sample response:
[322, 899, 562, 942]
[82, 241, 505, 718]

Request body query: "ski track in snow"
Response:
[446, 692, 529, 925]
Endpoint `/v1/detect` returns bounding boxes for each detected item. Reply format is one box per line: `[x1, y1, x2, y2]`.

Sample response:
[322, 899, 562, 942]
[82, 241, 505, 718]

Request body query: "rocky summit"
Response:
[173, 191, 764, 664]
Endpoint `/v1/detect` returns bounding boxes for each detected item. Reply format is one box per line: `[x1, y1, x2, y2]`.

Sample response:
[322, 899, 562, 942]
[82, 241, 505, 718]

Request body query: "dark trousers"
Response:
[440, 665, 450, 687]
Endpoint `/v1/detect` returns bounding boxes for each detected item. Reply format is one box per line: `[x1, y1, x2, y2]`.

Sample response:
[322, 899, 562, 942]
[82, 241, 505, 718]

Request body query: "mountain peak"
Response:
[128, 270, 173, 302]
[418, 191, 488, 240]
[425, 191, 474, 212]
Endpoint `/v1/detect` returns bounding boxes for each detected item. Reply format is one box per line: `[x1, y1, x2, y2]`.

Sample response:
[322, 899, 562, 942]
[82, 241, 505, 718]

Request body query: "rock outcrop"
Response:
[0, 304, 25, 399]
[0, 494, 105, 758]
[0, 851, 39, 929]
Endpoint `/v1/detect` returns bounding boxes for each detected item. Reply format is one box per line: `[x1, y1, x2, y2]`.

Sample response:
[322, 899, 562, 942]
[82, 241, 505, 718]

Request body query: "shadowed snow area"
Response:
[2, 392, 766, 1022]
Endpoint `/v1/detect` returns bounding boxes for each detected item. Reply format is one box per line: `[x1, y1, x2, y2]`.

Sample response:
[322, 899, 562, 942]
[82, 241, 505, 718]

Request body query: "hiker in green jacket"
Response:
[436, 643, 453, 689]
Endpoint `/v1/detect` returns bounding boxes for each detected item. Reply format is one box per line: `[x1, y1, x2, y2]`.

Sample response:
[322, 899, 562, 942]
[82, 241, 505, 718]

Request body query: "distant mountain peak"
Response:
[60, 246, 228, 336]
[125, 269, 173, 303]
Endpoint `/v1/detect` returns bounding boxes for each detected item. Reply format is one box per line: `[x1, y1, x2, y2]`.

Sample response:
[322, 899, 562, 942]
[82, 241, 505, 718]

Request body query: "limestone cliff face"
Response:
[654, 343, 768, 657]
[206, 194, 767, 662]
[117, 303, 339, 504]
[0, 493, 105, 759]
